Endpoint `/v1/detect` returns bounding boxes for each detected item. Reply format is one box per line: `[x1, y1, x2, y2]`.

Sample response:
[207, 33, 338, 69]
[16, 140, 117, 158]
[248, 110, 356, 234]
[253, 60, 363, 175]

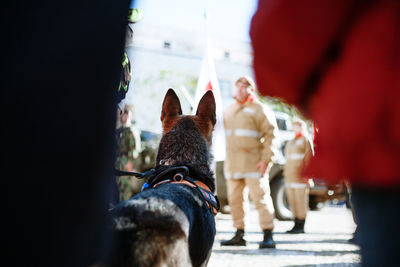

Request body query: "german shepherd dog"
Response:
[108, 89, 218, 267]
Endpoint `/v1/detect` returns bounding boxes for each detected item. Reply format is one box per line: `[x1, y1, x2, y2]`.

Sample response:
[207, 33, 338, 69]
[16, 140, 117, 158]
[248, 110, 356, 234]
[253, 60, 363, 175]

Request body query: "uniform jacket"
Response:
[250, 0, 400, 187]
[284, 135, 313, 183]
[224, 100, 275, 179]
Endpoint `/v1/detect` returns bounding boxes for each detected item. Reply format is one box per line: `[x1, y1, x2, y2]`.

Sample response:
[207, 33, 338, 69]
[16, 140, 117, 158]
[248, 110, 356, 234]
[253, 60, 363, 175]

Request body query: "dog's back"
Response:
[108, 89, 217, 267]
[111, 195, 192, 267]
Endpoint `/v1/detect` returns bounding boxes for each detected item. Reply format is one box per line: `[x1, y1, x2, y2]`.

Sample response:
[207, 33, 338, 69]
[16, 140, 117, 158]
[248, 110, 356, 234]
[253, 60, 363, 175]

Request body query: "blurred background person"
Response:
[284, 119, 313, 234]
[221, 76, 276, 249]
[115, 105, 143, 201]
[251, 0, 400, 266]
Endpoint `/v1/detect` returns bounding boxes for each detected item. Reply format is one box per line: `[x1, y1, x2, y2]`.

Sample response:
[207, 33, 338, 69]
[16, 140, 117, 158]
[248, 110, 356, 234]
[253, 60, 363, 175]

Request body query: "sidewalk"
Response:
[209, 205, 360, 267]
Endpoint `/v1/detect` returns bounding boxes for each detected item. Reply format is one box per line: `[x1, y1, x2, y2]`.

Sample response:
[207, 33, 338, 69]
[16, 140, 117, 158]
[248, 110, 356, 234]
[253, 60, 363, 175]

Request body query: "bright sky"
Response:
[132, 0, 258, 42]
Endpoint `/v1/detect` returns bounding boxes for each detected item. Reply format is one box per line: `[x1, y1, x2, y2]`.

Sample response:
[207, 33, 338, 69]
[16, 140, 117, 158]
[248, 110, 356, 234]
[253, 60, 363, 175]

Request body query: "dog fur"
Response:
[107, 89, 217, 267]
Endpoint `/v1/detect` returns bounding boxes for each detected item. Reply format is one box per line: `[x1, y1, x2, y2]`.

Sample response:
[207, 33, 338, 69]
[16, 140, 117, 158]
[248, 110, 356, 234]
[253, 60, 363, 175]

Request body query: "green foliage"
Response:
[186, 77, 198, 95]
[258, 94, 310, 124]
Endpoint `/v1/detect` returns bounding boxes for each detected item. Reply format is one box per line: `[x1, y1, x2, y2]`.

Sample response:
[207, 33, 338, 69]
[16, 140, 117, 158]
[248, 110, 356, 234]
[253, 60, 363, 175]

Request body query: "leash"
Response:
[114, 168, 155, 178]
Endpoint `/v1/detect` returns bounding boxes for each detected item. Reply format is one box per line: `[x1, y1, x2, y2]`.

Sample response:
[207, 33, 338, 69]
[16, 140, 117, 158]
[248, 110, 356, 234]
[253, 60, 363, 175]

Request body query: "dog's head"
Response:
[155, 89, 216, 190]
[160, 88, 216, 142]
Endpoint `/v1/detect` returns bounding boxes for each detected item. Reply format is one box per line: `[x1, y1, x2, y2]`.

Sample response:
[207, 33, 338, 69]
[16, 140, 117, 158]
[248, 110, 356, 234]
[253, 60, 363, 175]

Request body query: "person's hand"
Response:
[256, 161, 268, 176]
[125, 161, 133, 171]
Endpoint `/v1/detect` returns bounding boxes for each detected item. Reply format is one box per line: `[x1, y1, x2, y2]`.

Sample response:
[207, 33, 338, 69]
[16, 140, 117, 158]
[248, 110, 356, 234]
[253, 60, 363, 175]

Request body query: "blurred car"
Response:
[269, 164, 348, 220]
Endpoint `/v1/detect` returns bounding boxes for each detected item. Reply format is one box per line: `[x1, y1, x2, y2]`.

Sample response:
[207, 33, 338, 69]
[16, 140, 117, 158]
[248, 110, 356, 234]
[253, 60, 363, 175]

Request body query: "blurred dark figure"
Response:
[2, 0, 131, 266]
[113, 8, 142, 205]
[250, 0, 400, 266]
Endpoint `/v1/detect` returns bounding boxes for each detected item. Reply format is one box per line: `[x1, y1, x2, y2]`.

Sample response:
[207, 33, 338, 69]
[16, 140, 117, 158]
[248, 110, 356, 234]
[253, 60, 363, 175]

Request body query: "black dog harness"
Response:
[115, 166, 220, 215]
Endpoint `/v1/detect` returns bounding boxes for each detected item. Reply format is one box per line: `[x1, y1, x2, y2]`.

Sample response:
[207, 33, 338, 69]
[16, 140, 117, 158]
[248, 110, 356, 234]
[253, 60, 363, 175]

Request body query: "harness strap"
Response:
[153, 177, 220, 215]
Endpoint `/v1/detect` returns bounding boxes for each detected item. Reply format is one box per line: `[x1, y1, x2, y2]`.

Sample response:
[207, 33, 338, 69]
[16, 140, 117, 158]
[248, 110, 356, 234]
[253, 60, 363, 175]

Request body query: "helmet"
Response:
[235, 76, 256, 90]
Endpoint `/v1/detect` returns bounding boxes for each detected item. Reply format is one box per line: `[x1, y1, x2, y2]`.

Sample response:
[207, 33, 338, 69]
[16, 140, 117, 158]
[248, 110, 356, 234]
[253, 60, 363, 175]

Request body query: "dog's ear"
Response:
[161, 89, 182, 133]
[161, 89, 182, 122]
[196, 90, 216, 127]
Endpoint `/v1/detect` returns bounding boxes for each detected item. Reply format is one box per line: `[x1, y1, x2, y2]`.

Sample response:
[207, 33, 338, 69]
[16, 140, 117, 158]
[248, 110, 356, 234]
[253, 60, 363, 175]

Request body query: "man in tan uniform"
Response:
[221, 76, 276, 249]
[284, 119, 313, 233]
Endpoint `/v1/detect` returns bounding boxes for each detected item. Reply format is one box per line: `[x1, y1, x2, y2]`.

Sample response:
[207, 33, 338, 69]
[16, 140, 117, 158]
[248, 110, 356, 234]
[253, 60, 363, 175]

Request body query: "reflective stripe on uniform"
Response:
[295, 139, 303, 145]
[234, 128, 261, 138]
[288, 153, 305, 160]
[285, 182, 307, 188]
[225, 128, 261, 138]
[243, 107, 255, 114]
[225, 171, 261, 179]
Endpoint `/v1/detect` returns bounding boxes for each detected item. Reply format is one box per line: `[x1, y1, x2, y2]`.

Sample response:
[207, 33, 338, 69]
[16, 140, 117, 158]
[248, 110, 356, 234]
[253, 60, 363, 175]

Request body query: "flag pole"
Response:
[193, 1, 226, 163]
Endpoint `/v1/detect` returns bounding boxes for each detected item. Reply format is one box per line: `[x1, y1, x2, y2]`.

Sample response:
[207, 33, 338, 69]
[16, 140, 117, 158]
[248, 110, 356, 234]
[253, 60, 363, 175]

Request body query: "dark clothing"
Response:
[2, 0, 131, 266]
[352, 187, 400, 267]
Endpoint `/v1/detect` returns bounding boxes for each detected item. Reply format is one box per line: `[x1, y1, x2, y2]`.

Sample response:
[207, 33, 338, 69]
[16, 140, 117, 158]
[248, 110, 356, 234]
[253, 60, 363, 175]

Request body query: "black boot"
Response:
[286, 218, 305, 234]
[221, 229, 246, 246]
[259, 229, 276, 249]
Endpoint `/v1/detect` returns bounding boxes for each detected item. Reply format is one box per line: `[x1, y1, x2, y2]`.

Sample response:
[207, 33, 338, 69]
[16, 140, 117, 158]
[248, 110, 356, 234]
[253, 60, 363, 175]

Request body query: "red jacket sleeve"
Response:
[250, 0, 356, 106]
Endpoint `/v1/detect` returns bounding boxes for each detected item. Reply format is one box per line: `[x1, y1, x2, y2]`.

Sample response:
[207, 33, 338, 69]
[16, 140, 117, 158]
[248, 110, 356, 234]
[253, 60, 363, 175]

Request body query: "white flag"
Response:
[193, 37, 226, 162]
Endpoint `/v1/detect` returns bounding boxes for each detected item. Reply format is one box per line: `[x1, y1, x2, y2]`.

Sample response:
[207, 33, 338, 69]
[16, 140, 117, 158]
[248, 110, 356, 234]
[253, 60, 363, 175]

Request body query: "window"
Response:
[219, 79, 232, 98]
[224, 51, 230, 59]
[276, 118, 287, 131]
[163, 41, 171, 49]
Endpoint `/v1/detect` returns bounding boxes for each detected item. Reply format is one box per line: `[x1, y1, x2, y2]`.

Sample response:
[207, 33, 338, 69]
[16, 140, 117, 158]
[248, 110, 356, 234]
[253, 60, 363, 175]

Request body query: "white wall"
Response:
[126, 24, 254, 133]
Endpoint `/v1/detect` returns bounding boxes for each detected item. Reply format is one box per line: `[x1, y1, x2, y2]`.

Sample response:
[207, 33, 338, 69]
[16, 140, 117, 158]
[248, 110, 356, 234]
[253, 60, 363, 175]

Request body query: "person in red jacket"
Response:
[250, 0, 400, 266]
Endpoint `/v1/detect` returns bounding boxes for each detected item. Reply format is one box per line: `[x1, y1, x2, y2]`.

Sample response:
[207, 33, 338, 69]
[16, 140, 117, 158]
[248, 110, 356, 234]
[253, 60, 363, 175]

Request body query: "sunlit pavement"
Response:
[209, 204, 360, 267]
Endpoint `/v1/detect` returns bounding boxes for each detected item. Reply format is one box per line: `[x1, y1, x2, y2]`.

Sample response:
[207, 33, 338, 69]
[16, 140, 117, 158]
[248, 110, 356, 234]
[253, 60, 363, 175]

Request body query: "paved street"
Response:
[209, 204, 360, 267]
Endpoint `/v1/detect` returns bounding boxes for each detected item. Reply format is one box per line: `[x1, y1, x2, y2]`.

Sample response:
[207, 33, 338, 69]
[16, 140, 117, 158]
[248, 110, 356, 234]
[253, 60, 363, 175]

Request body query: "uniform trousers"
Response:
[285, 181, 309, 220]
[226, 177, 275, 230]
